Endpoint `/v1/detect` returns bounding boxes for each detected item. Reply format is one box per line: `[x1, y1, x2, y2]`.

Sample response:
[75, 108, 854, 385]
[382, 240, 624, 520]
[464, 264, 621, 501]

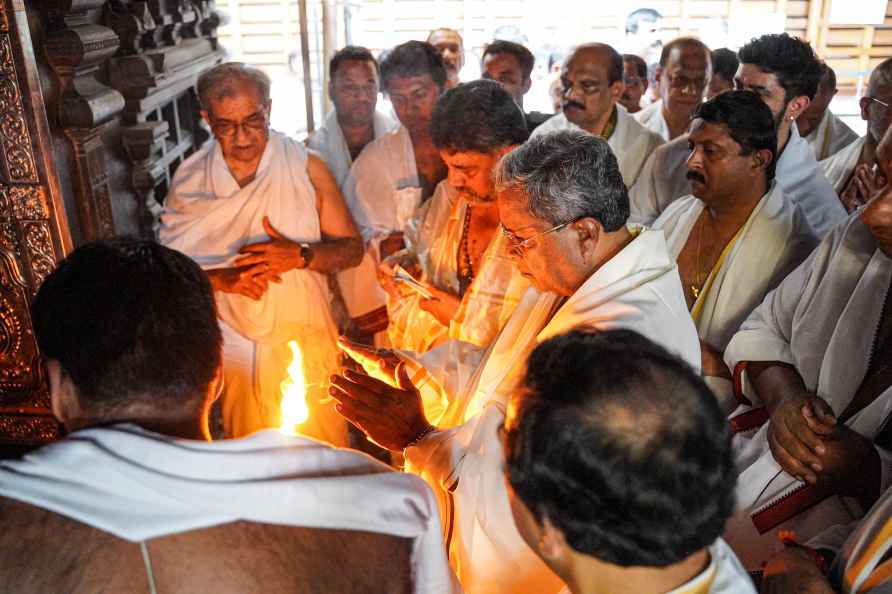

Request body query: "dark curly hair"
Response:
[694, 90, 777, 181]
[32, 238, 222, 416]
[504, 329, 737, 568]
[738, 33, 823, 101]
[380, 41, 447, 91]
[429, 80, 528, 153]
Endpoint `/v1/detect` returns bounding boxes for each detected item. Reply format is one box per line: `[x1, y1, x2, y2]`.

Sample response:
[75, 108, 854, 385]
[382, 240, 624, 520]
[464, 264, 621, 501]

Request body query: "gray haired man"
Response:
[330, 130, 701, 594]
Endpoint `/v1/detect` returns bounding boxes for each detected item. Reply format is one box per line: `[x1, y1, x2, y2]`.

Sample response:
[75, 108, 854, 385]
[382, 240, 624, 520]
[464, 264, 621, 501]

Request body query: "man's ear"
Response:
[752, 148, 774, 175]
[860, 96, 872, 121]
[609, 79, 625, 104]
[574, 217, 601, 257]
[522, 77, 533, 96]
[200, 109, 212, 128]
[46, 359, 78, 425]
[785, 95, 811, 122]
[538, 516, 571, 561]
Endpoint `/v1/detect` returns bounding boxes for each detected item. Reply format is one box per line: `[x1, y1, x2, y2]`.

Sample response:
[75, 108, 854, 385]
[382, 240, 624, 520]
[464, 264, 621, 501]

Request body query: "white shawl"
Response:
[404, 228, 701, 594]
[530, 106, 664, 189]
[723, 212, 892, 569]
[307, 108, 397, 188]
[0, 425, 459, 594]
[159, 130, 336, 347]
[634, 99, 672, 142]
[629, 125, 846, 238]
[654, 184, 818, 410]
[805, 109, 859, 162]
[821, 135, 868, 194]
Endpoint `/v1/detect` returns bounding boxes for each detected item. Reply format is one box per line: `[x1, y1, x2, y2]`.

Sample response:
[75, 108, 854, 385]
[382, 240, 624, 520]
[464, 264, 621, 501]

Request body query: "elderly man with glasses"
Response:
[634, 37, 712, 142]
[822, 57, 892, 212]
[330, 130, 700, 594]
[160, 62, 363, 443]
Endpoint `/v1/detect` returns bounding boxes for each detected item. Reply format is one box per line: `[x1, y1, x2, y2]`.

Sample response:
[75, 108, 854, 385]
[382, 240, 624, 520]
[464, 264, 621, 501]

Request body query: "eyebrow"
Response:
[210, 109, 266, 124]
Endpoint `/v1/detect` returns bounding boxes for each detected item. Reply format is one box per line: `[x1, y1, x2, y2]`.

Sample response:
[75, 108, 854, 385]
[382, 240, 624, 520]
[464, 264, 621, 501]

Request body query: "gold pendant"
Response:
[691, 285, 700, 299]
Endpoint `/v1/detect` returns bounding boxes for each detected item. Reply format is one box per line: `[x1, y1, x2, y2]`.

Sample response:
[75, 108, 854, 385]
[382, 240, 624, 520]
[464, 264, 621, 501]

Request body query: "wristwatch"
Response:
[299, 242, 314, 268]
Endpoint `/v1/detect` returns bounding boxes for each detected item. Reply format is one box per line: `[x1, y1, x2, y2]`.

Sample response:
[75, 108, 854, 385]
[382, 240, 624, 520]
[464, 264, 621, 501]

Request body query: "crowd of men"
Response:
[0, 22, 891, 594]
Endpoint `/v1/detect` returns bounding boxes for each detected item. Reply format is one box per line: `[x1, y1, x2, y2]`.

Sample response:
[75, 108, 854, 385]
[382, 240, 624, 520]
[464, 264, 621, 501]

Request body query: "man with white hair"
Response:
[531, 43, 663, 188]
[160, 62, 363, 443]
[330, 130, 700, 594]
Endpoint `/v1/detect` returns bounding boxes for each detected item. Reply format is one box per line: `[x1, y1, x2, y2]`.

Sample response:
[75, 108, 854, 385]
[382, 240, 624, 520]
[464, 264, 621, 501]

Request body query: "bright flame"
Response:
[279, 340, 309, 434]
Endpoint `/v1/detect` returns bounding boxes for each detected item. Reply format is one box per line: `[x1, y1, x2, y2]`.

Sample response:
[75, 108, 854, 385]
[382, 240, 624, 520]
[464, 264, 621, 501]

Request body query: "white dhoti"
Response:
[160, 131, 346, 445]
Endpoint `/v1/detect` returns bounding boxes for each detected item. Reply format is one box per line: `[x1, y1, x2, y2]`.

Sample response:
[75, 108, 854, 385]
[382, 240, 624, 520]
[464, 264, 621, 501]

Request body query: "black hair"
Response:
[329, 45, 379, 78]
[738, 33, 823, 101]
[504, 330, 737, 568]
[694, 90, 778, 181]
[483, 40, 535, 80]
[572, 44, 624, 86]
[711, 48, 739, 83]
[622, 54, 647, 80]
[380, 40, 448, 91]
[625, 8, 662, 35]
[32, 239, 222, 416]
[659, 37, 710, 68]
[430, 80, 528, 152]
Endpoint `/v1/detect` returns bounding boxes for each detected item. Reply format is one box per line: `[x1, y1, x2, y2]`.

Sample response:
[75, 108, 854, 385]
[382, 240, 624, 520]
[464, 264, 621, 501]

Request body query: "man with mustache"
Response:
[530, 43, 663, 188]
[635, 37, 712, 142]
[653, 91, 817, 413]
[721, 123, 892, 570]
[331, 130, 700, 594]
[619, 53, 648, 114]
[428, 28, 465, 89]
[379, 81, 530, 423]
[631, 34, 845, 239]
[338, 41, 449, 340]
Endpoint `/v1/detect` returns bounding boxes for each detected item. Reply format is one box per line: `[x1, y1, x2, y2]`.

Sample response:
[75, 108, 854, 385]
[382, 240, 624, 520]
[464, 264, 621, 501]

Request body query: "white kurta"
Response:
[654, 183, 818, 412]
[722, 211, 892, 569]
[634, 99, 672, 142]
[557, 539, 755, 594]
[307, 109, 397, 188]
[820, 135, 868, 194]
[404, 228, 702, 594]
[159, 131, 344, 444]
[530, 106, 664, 189]
[0, 424, 460, 594]
[630, 125, 847, 238]
[804, 109, 859, 162]
[337, 125, 421, 325]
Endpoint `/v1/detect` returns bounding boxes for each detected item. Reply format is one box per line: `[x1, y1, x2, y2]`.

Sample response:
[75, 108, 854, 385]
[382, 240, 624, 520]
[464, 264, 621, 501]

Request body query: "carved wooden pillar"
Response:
[43, 0, 124, 241]
[0, 0, 73, 445]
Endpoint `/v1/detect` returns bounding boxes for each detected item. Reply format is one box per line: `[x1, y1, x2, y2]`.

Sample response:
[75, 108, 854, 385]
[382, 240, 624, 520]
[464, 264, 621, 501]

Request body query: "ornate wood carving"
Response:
[0, 0, 73, 445]
[107, 0, 223, 236]
[43, 0, 125, 241]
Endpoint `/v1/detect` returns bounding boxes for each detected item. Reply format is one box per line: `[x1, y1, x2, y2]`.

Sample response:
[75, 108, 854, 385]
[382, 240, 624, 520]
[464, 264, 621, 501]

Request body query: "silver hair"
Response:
[494, 130, 629, 231]
[197, 62, 271, 111]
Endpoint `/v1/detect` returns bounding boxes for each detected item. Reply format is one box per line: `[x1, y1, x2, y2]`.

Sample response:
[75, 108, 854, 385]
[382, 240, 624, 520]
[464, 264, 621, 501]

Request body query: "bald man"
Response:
[798, 63, 858, 161]
[635, 37, 712, 141]
[531, 43, 663, 188]
[428, 28, 464, 89]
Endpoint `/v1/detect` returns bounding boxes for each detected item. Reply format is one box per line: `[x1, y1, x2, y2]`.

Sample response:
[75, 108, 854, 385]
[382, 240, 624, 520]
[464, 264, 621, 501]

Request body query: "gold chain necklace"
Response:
[458, 205, 474, 296]
[691, 214, 706, 300]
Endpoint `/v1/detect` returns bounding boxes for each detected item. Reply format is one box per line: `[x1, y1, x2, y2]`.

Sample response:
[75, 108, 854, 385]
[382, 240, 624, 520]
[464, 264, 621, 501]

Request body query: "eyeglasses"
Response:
[866, 96, 891, 110]
[500, 220, 574, 255]
[208, 109, 268, 138]
[666, 73, 708, 93]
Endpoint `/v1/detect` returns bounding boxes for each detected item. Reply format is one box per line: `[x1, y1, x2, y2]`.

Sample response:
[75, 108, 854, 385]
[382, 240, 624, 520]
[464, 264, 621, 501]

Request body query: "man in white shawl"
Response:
[821, 58, 892, 213]
[0, 239, 457, 594]
[380, 81, 529, 387]
[530, 43, 663, 189]
[799, 63, 858, 162]
[634, 37, 712, 142]
[720, 165, 892, 569]
[160, 63, 363, 443]
[505, 330, 755, 594]
[330, 131, 701, 594]
[631, 34, 846, 239]
[338, 41, 449, 338]
[307, 46, 396, 188]
[653, 91, 818, 413]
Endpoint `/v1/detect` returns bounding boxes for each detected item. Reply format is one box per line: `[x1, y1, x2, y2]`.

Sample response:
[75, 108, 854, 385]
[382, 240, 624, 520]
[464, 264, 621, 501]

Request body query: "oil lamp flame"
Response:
[279, 340, 309, 434]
